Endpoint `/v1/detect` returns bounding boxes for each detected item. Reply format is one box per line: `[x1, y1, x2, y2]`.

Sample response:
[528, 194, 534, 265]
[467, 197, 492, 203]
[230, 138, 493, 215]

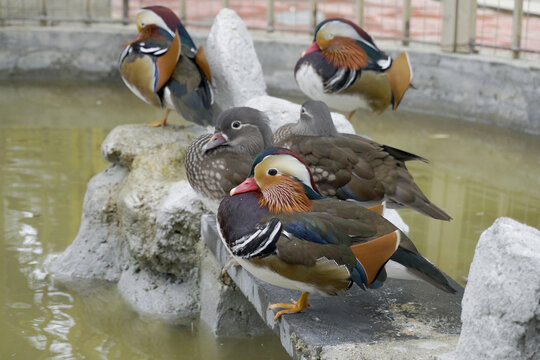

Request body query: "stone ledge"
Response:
[201, 214, 463, 360]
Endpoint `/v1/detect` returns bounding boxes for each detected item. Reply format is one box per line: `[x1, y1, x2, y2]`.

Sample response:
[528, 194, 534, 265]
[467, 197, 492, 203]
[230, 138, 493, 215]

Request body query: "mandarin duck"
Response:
[119, 5, 218, 127]
[217, 147, 456, 320]
[185, 107, 273, 200]
[274, 100, 451, 220]
[295, 18, 412, 118]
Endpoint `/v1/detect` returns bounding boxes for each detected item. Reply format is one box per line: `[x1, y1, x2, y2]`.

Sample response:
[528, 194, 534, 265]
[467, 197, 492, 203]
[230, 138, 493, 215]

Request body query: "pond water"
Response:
[1, 81, 539, 359]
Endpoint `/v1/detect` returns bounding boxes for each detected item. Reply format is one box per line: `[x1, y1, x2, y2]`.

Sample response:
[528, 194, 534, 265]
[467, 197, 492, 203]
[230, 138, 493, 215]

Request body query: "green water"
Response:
[1, 81, 539, 359]
[0, 81, 289, 360]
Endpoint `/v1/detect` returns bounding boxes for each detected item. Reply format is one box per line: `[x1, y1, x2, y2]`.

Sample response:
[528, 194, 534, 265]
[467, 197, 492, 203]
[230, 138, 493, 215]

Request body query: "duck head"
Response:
[231, 148, 323, 214]
[298, 100, 338, 137]
[303, 18, 378, 70]
[135, 6, 196, 51]
[203, 107, 273, 155]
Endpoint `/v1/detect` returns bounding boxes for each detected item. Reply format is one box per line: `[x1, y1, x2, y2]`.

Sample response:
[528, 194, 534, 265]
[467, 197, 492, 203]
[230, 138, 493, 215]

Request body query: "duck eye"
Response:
[267, 168, 278, 176]
[231, 121, 241, 129]
[300, 108, 306, 114]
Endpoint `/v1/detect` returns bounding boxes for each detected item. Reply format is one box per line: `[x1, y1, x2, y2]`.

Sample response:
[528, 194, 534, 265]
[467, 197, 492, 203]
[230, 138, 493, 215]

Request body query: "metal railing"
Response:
[0, 0, 538, 59]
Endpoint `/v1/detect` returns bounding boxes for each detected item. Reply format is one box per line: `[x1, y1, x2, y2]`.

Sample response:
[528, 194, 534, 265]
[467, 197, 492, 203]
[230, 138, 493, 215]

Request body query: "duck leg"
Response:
[221, 257, 240, 275]
[145, 109, 170, 127]
[347, 110, 357, 121]
[268, 292, 310, 321]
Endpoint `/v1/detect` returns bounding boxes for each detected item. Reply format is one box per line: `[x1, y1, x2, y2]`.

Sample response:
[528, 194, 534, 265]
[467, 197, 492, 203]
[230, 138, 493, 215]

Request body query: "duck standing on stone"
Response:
[185, 107, 273, 200]
[119, 5, 218, 127]
[274, 101, 451, 220]
[217, 147, 456, 320]
[295, 18, 412, 119]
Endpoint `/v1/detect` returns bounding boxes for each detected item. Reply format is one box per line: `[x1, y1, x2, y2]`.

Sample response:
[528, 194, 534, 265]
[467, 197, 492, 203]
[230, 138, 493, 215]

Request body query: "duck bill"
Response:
[302, 41, 320, 57]
[203, 133, 227, 152]
[230, 177, 259, 196]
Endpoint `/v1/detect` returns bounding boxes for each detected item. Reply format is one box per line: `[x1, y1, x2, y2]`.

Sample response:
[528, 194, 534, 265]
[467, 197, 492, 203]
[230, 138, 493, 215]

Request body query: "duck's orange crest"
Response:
[259, 178, 312, 214]
[322, 37, 368, 70]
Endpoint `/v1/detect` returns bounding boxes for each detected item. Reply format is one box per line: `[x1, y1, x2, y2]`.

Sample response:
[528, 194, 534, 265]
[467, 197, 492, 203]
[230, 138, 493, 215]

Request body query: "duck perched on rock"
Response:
[185, 107, 273, 199]
[295, 18, 412, 118]
[217, 147, 456, 320]
[119, 5, 218, 126]
[274, 100, 451, 220]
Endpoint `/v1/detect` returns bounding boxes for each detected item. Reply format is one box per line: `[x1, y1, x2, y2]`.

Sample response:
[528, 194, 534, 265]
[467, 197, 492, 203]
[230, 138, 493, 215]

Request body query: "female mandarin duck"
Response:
[119, 6, 217, 126]
[295, 18, 412, 118]
[185, 107, 273, 200]
[217, 147, 455, 320]
[274, 100, 451, 220]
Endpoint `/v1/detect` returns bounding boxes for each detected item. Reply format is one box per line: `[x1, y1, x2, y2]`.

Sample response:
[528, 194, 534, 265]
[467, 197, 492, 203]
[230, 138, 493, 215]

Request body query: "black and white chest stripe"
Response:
[230, 218, 282, 258]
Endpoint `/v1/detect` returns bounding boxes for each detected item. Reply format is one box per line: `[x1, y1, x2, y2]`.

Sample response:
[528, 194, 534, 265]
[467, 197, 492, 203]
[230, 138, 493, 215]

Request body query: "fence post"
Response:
[179, 0, 187, 23]
[84, 0, 91, 25]
[512, 0, 523, 59]
[403, 0, 411, 46]
[40, 0, 47, 26]
[356, 0, 364, 27]
[456, 0, 475, 53]
[309, 0, 318, 34]
[441, 0, 457, 52]
[122, 0, 129, 25]
[442, 0, 476, 53]
[267, 0, 275, 32]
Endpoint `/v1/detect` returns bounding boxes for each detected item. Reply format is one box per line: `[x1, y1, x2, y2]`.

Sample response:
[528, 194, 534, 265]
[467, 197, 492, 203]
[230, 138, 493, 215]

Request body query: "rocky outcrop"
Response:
[455, 217, 540, 360]
[48, 8, 413, 337]
[49, 124, 210, 324]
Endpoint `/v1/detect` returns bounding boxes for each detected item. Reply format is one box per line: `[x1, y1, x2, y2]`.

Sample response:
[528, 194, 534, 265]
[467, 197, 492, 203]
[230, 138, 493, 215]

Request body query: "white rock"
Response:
[245, 95, 355, 134]
[206, 9, 267, 110]
[455, 217, 540, 360]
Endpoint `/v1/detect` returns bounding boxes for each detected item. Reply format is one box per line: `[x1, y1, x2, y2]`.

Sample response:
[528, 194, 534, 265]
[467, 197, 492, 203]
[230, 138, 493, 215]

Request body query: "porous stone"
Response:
[205, 8, 267, 110]
[455, 217, 540, 360]
[199, 240, 270, 337]
[101, 124, 207, 168]
[50, 124, 213, 323]
[47, 164, 129, 283]
[117, 266, 199, 325]
[245, 95, 355, 134]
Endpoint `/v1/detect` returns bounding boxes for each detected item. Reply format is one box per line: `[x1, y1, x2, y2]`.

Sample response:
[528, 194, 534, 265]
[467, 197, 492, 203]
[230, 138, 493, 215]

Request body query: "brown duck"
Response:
[273, 100, 451, 220]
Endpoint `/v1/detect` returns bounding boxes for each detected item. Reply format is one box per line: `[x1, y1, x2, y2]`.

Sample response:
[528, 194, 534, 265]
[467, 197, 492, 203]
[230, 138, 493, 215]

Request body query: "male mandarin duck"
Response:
[185, 107, 273, 200]
[217, 147, 455, 320]
[274, 100, 451, 221]
[119, 5, 217, 126]
[295, 18, 413, 118]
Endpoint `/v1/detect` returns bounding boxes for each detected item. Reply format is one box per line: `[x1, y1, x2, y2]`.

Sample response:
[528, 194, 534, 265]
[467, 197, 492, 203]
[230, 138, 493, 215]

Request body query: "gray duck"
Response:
[185, 107, 273, 199]
[273, 100, 451, 221]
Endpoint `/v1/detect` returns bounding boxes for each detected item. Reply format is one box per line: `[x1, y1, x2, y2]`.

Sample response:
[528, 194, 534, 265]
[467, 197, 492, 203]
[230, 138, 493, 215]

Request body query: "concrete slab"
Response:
[201, 214, 463, 360]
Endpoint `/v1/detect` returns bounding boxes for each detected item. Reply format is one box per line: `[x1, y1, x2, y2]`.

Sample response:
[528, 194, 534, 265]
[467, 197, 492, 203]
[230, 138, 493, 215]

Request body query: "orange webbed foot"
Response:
[268, 292, 310, 321]
[145, 109, 170, 127]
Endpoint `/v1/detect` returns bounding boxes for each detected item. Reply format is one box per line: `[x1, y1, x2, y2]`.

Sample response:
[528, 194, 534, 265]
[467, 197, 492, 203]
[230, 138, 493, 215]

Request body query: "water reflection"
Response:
[0, 82, 289, 360]
[351, 108, 540, 283]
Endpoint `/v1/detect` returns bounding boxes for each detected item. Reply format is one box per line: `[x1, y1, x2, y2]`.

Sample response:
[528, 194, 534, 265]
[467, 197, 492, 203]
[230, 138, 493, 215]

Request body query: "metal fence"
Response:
[0, 0, 539, 59]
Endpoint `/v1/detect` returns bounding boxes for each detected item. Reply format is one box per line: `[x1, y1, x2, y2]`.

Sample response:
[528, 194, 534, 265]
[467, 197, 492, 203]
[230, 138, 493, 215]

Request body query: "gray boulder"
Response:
[206, 8, 267, 110]
[455, 217, 540, 360]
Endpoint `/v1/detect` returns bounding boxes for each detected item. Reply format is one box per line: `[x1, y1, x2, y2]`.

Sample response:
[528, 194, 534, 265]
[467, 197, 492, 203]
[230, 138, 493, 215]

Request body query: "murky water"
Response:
[1, 81, 539, 359]
[0, 81, 289, 360]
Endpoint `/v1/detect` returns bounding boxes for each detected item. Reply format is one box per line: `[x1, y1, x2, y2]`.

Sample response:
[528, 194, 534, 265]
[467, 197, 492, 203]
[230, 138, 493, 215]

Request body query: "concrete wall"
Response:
[0, 26, 539, 135]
